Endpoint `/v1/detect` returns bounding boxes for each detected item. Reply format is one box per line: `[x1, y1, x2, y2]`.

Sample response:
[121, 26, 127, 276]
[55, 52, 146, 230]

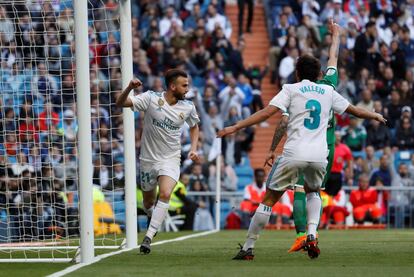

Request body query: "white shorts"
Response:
[266, 156, 327, 191]
[139, 159, 180, 192]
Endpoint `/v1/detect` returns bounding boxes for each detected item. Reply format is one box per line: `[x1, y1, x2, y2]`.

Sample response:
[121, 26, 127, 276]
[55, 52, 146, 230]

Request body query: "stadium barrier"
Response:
[186, 186, 414, 229]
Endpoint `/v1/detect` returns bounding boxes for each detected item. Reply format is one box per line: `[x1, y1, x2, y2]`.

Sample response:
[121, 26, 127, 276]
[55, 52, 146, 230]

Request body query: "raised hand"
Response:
[328, 18, 341, 37]
[128, 79, 142, 89]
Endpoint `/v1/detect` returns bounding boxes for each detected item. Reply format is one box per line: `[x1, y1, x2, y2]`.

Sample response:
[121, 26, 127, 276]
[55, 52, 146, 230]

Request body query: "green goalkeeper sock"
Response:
[293, 191, 307, 236]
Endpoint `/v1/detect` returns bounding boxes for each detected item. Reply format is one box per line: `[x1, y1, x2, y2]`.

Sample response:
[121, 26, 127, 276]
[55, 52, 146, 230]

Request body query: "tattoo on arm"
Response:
[270, 119, 288, 152]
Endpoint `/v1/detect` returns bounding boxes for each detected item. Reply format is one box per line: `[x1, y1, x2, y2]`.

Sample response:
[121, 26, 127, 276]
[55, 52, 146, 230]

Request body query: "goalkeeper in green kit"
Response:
[264, 19, 341, 252]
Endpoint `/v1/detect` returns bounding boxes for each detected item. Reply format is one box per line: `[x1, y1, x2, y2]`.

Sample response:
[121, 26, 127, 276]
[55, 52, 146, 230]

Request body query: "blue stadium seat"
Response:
[237, 176, 253, 191]
[352, 151, 366, 159]
[220, 200, 233, 228]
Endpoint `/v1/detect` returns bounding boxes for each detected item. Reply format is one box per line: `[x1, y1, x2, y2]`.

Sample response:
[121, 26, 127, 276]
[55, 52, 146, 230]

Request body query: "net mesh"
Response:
[0, 0, 126, 260]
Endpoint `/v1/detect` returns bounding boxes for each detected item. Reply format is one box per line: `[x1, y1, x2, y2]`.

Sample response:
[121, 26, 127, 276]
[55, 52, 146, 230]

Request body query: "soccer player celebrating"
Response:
[264, 20, 342, 253]
[217, 55, 386, 260]
[116, 69, 200, 254]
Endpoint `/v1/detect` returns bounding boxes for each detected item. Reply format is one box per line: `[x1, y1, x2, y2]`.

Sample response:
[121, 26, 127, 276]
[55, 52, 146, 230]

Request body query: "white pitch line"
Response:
[47, 229, 219, 277]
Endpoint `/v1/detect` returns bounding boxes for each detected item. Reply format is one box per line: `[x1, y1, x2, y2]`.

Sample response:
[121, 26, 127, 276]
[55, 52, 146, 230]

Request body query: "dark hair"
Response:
[254, 168, 265, 177]
[365, 21, 376, 30]
[402, 25, 410, 33]
[295, 55, 321, 82]
[164, 68, 188, 88]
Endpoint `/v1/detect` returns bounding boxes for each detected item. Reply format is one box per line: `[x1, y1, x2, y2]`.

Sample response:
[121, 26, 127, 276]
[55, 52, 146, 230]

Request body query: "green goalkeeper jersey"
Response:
[316, 66, 338, 145]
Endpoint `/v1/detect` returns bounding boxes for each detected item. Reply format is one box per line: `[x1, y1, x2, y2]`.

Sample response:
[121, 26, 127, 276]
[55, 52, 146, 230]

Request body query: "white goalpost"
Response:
[0, 0, 137, 263]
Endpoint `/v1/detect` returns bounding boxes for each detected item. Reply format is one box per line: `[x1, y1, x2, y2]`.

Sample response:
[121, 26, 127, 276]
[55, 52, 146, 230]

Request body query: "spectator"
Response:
[364, 146, 380, 172]
[320, 0, 349, 27]
[189, 163, 209, 191]
[350, 174, 382, 224]
[356, 88, 374, 123]
[169, 175, 199, 231]
[395, 106, 414, 131]
[170, 25, 190, 52]
[33, 62, 59, 104]
[272, 13, 290, 47]
[337, 67, 357, 102]
[206, 4, 229, 38]
[369, 154, 391, 187]
[0, 6, 14, 42]
[237, 73, 253, 111]
[208, 158, 238, 191]
[399, 26, 414, 68]
[92, 158, 109, 189]
[176, 48, 202, 77]
[278, 47, 299, 84]
[384, 90, 402, 129]
[229, 39, 246, 78]
[281, 6, 299, 26]
[319, 189, 349, 228]
[240, 169, 266, 218]
[341, 116, 367, 151]
[57, 109, 77, 142]
[366, 119, 391, 149]
[354, 21, 377, 72]
[398, 80, 412, 107]
[159, 5, 183, 38]
[376, 66, 395, 100]
[394, 117, 414, 150]
[184, 3, 203, 31]
[390, 40, 406, 80]
[387, 148, 414, 227]
[240, 169, 292, 227]
[237, 0, 253, 36]
[211, 27, 233, 60]
[38, 102, 60, 134]
[301, 0, 321, 26]
[189, 177, 214, 231]
[218, 77, 245, 118]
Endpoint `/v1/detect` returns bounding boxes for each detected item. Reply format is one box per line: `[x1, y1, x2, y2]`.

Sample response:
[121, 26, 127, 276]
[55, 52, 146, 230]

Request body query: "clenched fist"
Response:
[128, 79, 142, 89]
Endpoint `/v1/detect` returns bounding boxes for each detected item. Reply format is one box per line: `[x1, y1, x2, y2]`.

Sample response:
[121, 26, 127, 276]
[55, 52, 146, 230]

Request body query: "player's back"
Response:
[270, 79, 349, 163]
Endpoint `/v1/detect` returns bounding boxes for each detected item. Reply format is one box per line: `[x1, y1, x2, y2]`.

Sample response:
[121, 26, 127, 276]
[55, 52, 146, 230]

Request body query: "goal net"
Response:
[0, 0, 127, 262]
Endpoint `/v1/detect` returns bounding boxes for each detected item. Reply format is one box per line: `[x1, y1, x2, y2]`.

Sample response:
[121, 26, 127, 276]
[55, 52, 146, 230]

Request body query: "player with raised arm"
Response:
[116, 69, 200, 254]
[218, 55, 386, 260]
[264, 20, 343, 253]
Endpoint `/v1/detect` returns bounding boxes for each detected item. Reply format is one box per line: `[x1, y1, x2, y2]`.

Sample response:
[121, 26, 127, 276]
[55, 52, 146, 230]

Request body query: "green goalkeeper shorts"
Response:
[295, 143, 335, 189]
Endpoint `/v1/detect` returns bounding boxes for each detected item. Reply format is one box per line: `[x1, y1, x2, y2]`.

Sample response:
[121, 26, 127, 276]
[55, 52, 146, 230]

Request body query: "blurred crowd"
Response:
[0, 0, 413, 238]
[236, 0, 414, 228]
[0, 0, 268, 237]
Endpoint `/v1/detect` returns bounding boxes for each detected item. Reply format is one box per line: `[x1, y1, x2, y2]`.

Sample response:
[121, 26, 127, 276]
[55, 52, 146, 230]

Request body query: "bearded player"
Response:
[116, 69, 200, 254]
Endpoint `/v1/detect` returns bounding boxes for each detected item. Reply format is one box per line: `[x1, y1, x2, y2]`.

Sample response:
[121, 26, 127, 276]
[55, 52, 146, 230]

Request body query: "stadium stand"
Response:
[0, 0, 414, 239]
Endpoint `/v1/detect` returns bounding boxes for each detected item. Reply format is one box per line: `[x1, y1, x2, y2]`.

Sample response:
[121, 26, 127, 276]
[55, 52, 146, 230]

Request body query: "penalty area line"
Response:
[47, 229, 219, 277]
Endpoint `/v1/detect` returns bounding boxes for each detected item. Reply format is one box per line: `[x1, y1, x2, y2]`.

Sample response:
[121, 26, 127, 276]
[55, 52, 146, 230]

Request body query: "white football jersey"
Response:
[269, 80, 349, 162]
[129, 91, 200, 162]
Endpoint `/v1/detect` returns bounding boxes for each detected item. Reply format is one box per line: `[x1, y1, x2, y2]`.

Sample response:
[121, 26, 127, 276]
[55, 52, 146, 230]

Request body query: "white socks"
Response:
[143, 205, 154, 217]
[146, 201, 169, 240]
[306, 192, 321, 237]
[243, 203, 272, 250]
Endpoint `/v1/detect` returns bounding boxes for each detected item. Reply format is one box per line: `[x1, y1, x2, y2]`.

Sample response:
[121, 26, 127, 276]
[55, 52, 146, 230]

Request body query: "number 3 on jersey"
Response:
[304, 99, 321, 130]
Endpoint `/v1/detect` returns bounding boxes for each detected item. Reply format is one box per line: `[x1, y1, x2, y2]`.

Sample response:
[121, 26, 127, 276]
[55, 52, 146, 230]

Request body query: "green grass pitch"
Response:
[1, 230, 413, 277]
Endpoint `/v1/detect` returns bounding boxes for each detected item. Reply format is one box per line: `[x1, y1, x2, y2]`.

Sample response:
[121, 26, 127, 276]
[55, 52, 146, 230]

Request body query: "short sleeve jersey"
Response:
[269, 79, 349, 162]
[129, 91, 199, 162]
